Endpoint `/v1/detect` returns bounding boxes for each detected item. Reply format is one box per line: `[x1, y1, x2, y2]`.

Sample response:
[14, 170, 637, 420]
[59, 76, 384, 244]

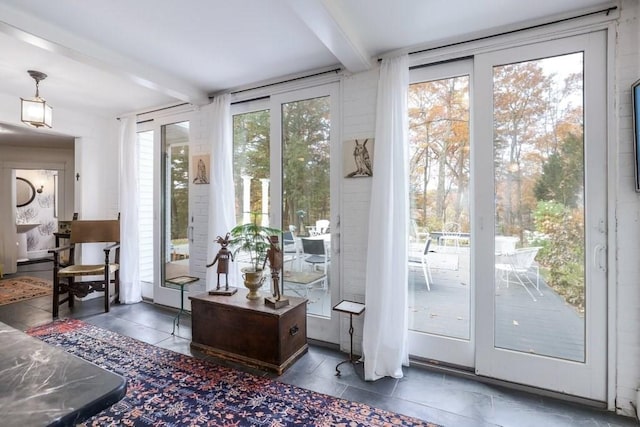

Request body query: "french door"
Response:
[408, 31, 607, 400]
[138, 113, 194, 308]
[408, 59, 474, 367]
[232, 83, 340, 343]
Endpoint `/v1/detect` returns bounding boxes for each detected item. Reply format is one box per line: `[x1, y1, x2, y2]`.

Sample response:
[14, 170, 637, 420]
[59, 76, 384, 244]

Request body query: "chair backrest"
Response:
[443, 222, 460, 236]
[70, 220, 120, 244]
[512, 247, 541, 269]
[301, 238, 325, 255]
[315, 219, 330, 234]
[283, 231, 295, 244]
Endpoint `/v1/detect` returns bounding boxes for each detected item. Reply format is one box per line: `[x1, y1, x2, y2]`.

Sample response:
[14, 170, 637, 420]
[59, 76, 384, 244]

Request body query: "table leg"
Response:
[172, 285, 185, 335]
[335, 313, 357, 376]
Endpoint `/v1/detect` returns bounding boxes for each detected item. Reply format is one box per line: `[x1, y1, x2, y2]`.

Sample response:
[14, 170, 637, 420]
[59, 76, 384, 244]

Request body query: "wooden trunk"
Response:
[189, 291, 307, 374]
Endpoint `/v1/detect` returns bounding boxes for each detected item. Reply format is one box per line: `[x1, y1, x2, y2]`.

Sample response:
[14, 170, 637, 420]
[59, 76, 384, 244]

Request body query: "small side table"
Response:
[333, 300, 365, 377]
[166, 275, 199, 334]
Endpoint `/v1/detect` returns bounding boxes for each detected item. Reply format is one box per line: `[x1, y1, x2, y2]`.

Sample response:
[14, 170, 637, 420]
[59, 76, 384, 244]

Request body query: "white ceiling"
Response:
[0, 0, 611, 144]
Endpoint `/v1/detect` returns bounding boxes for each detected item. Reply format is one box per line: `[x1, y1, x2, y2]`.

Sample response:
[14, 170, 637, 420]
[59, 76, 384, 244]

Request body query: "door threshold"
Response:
[408, 356, 606, 409]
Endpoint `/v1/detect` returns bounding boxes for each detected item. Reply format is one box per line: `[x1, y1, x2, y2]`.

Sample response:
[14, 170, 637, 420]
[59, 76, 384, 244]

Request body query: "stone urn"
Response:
[241, 268, 265, 300]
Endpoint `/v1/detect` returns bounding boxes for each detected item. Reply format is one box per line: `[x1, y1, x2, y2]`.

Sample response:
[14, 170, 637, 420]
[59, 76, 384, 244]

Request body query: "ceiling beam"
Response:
[286, 0, 373, 73]
[0, 4, 209, 106]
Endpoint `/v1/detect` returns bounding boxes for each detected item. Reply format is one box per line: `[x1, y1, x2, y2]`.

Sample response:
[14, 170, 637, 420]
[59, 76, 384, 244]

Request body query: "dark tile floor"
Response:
[1, 263, 637, 427]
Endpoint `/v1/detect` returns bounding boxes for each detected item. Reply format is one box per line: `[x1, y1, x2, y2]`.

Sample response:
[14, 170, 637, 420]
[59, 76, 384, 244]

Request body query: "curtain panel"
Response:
[363, 54, 410, 380]
[206, 94, 239, 289]
[119, 115, 142, 304]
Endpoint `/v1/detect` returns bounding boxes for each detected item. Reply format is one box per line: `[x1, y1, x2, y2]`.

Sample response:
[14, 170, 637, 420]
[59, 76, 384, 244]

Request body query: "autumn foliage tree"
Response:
[409, 76, 470, 231]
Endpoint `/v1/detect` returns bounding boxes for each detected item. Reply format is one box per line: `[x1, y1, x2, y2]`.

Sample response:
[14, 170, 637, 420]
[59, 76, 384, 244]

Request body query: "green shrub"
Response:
[533, 201, 585, 313]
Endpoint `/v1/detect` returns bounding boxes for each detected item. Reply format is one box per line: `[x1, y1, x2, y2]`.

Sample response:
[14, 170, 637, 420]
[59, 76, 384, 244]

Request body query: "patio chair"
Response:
[495, 246, 543, 302]
[301, 238, 330, 274]
[300, 238, 330, 292]
[283, 231, 301, 270]
[308, 219, 330, 236]
[439, 222, 465, 252]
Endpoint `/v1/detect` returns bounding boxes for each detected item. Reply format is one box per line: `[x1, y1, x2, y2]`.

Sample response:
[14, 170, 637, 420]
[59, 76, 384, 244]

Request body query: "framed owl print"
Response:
[344, 138, 374, 178]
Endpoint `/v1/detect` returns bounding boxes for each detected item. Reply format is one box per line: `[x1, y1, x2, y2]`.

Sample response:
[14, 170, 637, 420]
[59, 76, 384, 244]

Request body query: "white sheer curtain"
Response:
[362, 54, 410, 381]
[118, 116, 141, 304]
[206, 94, 238, 290]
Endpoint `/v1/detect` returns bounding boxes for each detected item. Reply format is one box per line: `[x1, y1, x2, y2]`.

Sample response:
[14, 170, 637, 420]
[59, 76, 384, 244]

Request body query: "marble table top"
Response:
[0, 322, 127, 426]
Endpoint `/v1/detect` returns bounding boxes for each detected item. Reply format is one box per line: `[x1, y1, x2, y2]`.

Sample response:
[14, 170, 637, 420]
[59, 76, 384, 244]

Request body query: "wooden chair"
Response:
[49, 220, 120, 318]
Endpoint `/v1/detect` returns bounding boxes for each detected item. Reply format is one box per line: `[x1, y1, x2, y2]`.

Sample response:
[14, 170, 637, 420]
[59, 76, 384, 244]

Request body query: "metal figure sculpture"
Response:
[263, 235, 289, 308]
[207, 233, 234, 291]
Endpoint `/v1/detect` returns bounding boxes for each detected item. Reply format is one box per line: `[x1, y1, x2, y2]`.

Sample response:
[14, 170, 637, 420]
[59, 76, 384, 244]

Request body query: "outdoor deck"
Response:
[283, 243, 585, 363]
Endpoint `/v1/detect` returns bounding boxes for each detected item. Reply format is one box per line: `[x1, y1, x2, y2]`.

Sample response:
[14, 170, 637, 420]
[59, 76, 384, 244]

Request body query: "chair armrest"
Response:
[104, 242, 121, 265]
[103, 242, 120, 252]
[49, 245, 73, 254]
[49, 244, 74, 268]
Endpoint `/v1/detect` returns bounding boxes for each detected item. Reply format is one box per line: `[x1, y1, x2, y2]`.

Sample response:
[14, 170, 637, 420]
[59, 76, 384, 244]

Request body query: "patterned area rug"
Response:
[28, 319, 438, 427]
[0, 276, 52, 306]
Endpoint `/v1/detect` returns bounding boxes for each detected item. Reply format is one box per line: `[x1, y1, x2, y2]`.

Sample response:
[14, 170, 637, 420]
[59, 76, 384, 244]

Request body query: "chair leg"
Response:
[52, 275, 60, 318]
[421, 259, 431, 291]
[115, 270, 120, 303]
[67, 278, 75, 308]
[104, 269, 110, 313]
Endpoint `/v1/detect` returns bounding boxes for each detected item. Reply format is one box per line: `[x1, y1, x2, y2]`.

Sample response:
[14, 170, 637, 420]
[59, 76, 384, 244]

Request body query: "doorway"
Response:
[407, 32, 607, 400]
[137, 113, 194, 308]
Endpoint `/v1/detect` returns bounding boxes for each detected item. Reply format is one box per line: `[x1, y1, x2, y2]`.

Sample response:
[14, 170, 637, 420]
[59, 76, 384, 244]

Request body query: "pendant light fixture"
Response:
[21, 70, 53, 128]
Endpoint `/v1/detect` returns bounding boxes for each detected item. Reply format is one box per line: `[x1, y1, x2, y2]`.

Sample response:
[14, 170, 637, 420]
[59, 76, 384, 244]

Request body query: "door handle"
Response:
[593, 244, 606, 272]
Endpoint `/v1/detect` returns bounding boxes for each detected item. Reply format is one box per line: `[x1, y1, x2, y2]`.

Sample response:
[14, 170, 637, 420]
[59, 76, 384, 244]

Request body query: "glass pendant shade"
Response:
[21, 97, 53, 128]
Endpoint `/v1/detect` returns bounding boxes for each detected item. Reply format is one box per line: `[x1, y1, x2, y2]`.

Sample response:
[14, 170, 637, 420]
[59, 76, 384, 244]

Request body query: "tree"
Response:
[408, 76, 470, 230]
[232, 98, 332, 233]
[170, 145, 189, 240]
[534, 133, 584, 208]
[233, 110, 270, 223]
[282, 97, 331, 230]
[493, 61, 551, 235]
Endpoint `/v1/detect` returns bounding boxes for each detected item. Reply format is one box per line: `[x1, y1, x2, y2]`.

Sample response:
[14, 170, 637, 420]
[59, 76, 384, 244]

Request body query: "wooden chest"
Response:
[189, 291, 307, 374]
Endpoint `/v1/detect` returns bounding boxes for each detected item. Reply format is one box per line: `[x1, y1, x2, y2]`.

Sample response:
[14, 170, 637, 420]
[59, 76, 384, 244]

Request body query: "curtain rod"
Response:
[225, 67, 342, 105]
[380, 5, 617, 61]
[116, 102, 190, 121]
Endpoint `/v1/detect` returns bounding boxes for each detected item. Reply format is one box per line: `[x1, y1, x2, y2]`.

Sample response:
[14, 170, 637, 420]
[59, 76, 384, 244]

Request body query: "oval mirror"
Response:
[16, 177, 36, 207]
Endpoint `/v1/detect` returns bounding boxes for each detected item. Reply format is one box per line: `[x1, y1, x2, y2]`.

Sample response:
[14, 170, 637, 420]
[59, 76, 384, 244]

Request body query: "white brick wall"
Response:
[186, 108, 210, 295]
[614, 0, 640, 416]
[339, 68, 379, 354]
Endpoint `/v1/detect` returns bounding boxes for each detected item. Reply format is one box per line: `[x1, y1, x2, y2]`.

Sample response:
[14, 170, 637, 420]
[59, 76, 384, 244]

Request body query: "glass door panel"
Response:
[281, 96, 331, 318]
[154, 121, 192, 307]
[493, 53, 585, 361]
[475, 32, 607, 400]
[232, 85, 339, 343]
[162, 122, 190, 286]
[407, 60, 474, 367]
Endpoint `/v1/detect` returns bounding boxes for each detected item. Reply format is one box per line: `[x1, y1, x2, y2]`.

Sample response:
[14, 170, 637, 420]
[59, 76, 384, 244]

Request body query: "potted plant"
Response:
[228, 221, 282, 300]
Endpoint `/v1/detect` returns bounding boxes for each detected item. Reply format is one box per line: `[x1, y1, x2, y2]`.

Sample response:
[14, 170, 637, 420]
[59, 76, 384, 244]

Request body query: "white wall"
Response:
[612, 0, 640, 417]
[185, 108, 210, 295]
[0, 91, 116, 272]
[0, 140, 74, 273]
[340, 68, 379, 356]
